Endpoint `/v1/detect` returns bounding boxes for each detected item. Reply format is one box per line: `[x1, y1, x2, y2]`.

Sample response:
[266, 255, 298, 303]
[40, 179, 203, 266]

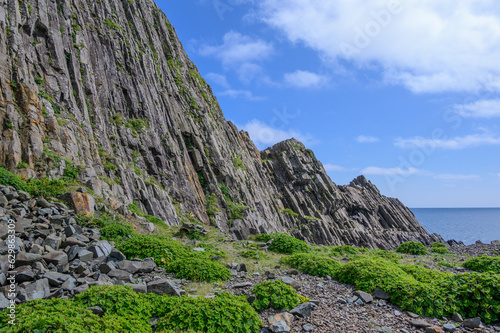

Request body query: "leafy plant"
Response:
[240, 249, 261, 260]
[100, 223, 135, 241]
[167, 258, 231, 282]
[252, 280, 306, 312]
[331, 245, 360, 256]
[431, 242, 450, 254]
[155, 293, 262, 333]
[281, 253, 341, 277]
[396, 241, 429, 255]
[280, 208, 298, 218]
[463, 255, 500, 274]
[0, 167, 29, 191]
[256, 233, 309, 254]
[115, 235, 187, 266]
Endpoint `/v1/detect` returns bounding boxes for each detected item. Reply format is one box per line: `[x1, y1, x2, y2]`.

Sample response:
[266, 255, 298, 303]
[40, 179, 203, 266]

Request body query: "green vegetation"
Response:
[331, 245, 361, 256]
[280, 208, 299, 218]
[233, 154, 246, 171]
[464, 255, 500, 274]
[168, 258, 231, 282]
[0, 167, 29, 192]
[281, 253, 341, 277]
[104, 18, 122, 30]
[100, 223, 135, 242]
[256, 233, 309, 254]
[335, 257, 500, 323]
[155, 293, 262, 333]
[252, 280, 307, 312]
[240, 249, 262, 260]
[431, 242, 450, 254]
[396, 241, 429, 255]
[125, 118, 149, 133]
[116, 234, 231, 282]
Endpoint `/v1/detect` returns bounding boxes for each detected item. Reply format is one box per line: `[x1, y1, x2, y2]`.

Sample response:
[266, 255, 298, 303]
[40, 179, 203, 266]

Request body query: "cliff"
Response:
[0, 0, 442, 248]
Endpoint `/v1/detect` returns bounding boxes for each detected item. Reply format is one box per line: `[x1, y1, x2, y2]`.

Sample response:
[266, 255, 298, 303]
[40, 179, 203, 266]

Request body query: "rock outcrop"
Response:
[0, 0, 442, 248]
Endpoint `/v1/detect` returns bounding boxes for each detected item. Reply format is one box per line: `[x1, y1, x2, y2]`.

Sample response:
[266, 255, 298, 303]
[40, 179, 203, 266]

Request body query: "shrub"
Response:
[115, 235, 187, 266]
[100, 223, 135, 241]
[255, 233, 273, 242]
[0, 167, 28, 191]
[431, 242, 450, 254]
[463, 255, 500, 274]
[27, 178, 70, 198]
[331, 245, 360, 256]
[400, 264, 452, 284]
[396, 241, 429, 255]
[264, 233, 310, 254]
[167, 258, 231, 282]
[0, 296, 149, 332]
[441, 272, 500, 323]
[74, 285, 155, 329]
[335, 257, 500, 323]
[281, 253, 341, 277]
[155, 293, 262, 333]
[240, 249, 261, 260]
[252, 280, 303, 312]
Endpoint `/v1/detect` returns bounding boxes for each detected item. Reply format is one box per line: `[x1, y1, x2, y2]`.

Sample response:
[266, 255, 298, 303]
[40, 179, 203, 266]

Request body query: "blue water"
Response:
[411, 208, 500, 245]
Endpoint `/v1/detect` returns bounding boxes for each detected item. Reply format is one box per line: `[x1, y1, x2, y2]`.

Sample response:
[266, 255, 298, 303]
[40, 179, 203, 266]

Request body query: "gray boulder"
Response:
[147, 279, 180, 296]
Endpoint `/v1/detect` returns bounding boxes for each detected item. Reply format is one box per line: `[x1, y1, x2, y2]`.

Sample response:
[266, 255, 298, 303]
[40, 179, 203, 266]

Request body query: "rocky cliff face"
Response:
[0, 0, 442, 248]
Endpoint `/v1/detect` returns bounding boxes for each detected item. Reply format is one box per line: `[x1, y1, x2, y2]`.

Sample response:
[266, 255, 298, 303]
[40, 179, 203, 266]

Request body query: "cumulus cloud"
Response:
[199, 31, 274, 65]
[454, 99, 500, 118]
[283, 70, 329, 88]
[395, 134, 500, 150]
[240, 119, 315, 147]
[361, 166, 423, 176]
[258, 0, 500, 93]
[356, 135, 380, 143]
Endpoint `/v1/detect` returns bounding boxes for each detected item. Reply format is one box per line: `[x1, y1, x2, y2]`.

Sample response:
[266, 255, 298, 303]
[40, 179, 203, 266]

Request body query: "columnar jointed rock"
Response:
[0, 0, 442, 249]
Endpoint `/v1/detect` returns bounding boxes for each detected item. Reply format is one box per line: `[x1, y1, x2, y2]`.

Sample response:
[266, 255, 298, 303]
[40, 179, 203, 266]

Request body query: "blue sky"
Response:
[156, 0, 500, 208]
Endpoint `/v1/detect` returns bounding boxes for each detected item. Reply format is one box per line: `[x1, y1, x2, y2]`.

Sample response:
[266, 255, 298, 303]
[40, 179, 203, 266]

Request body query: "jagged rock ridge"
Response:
[0, 0, 443, 248]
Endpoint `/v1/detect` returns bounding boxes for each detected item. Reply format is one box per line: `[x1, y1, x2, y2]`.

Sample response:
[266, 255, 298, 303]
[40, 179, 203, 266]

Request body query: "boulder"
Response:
[280, 276, 298, 288]
[373, 289, 390, 300]
[354, 290, 373, 304]
[107, 269, 132, 282]
[229, 219, 250, 240]
[410, 319, 432, 328]
[268, 313, 294, 328]
[117, 260, 142, 274]
[463, 317, 481, 329]
[43, 251, 69, 266]
[289, 302, 314, 318]
[271, 320, 290, 333]
[19, 278, 50, 301]
[16, 252, 43, 266]
[61, 192, 95, 216]
[147, 279, 180, 296]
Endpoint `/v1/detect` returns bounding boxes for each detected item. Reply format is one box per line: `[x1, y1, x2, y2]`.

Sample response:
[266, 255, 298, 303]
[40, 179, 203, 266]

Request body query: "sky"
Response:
[155, 0, 500, 208]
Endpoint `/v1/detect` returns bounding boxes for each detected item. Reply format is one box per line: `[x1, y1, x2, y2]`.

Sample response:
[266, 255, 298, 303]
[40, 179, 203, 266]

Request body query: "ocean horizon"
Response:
[411, 208, 500, 245]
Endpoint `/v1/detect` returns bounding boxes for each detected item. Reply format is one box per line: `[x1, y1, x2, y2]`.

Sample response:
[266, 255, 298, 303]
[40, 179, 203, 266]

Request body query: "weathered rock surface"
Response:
[0, 185, 171, 309]
[0, 0, 442, 251]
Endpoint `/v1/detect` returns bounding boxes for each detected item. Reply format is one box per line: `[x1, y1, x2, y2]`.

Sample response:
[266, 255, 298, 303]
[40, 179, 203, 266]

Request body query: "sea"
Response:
[411, 208, 500, 245]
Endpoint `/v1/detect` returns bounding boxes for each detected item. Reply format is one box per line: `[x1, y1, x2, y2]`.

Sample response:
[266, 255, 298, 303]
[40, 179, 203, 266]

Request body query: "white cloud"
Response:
[283, 70, 329, 88]
[258, 0, 500, 93]
[205, 73, 230, 89]
[199, 31, 274, 65]
[361, 166, 423, 176]
[395, 134, 500, 150]
[434, 174, 480, 181]
[219, 89, 266, 101]
[454, 99, 500, 118]
[356, 135, 380, 143]
[324, 164, 347, 172]
[240, 119, 315, 147]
